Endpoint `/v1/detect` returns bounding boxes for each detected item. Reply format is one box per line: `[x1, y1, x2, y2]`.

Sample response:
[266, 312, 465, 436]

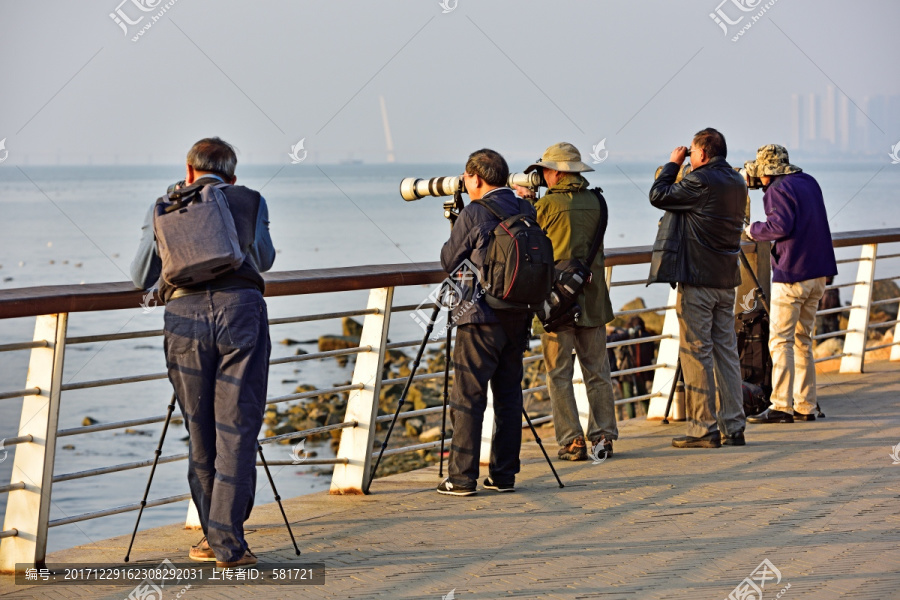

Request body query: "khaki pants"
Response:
[542, 326, 618, 446]
[768, 278, 826, 415]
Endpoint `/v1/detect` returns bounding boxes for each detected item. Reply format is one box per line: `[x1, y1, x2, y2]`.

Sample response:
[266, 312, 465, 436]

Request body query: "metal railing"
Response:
[0, 229, 898, 571]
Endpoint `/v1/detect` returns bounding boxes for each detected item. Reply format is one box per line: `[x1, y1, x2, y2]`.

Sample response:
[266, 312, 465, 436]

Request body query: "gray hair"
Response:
[186, 137, 238, 178]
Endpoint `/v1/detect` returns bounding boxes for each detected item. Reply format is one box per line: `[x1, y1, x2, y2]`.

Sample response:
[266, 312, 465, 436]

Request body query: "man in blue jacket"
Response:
[745, 144, 837, 423]
[131, 137, 275, 568]
[438, 149, 532, 495]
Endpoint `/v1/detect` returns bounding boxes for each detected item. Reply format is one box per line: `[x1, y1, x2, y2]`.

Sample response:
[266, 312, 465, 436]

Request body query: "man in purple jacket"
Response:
[744, 144, 837, 423]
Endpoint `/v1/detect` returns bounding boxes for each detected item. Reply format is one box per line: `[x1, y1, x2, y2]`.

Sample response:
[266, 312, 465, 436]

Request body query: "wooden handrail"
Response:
[0, 228, 897, 319]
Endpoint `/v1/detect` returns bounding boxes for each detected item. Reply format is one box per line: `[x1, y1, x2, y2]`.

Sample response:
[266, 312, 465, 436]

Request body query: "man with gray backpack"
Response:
[131, 137, 275, 568]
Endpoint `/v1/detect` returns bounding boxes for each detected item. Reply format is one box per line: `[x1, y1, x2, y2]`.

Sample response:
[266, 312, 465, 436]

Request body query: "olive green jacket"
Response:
[532, 173, 614, 328]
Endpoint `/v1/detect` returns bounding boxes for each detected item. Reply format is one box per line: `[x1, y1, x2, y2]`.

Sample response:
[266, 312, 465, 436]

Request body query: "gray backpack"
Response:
[152, 182, 244, 287]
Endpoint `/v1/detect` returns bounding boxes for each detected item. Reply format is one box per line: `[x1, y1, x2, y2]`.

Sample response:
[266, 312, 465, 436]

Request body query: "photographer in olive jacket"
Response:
[130, 137, 275, 568]
[516, 142, 617, 462]
[648, 128, 747, 449]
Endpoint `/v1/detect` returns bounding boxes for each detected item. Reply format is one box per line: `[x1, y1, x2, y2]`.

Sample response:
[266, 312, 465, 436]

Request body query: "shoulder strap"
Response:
[472, 197, 511, 222]
[586, 188, 608, 265]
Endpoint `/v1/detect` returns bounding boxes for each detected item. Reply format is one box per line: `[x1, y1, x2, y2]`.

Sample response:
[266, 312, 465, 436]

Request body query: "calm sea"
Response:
[0, 161, 897, 553]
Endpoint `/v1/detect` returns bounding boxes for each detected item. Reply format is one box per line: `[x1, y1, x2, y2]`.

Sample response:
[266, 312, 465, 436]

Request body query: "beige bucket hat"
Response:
[524, 142, 595, 173]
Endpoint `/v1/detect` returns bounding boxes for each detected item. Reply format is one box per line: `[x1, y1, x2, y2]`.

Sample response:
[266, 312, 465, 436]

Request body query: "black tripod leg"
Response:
[257, 444, 301, 556]
[522, 408, 564, 488]
[124, 393, 177, 562]
[439, 323, 452, 478]
[661, 359, 682, 425]
[365, 298, 443, 493]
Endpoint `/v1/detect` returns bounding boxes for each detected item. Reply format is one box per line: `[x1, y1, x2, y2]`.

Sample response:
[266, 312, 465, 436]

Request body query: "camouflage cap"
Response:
[524, 142, 595, 174]
[748, 144, 802, 177]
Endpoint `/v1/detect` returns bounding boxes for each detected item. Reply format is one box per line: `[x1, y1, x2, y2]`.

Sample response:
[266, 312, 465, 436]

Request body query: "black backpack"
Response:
[736, 308, 772, 398]
[539, 189, 609, 332]
[475, 198, 555, 313]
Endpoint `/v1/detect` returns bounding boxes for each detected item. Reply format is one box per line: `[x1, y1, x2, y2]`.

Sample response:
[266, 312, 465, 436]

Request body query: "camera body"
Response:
[167, 180, 187, 196]
[740, 167, 764, 190]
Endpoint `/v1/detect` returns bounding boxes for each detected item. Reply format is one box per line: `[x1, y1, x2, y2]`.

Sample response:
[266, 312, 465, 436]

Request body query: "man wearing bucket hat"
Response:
[744, 144, 837, 423]
[516, 143, 617, 461]
[648, 128, 747, 449]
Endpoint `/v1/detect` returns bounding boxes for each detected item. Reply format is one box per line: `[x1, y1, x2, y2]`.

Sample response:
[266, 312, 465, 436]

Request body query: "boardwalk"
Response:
[3, 361, 899, 599]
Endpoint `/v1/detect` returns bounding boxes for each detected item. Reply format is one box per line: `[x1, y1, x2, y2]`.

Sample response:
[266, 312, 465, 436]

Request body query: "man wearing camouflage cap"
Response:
[515, 143, 618, 461]
[744, 144, 837, 423]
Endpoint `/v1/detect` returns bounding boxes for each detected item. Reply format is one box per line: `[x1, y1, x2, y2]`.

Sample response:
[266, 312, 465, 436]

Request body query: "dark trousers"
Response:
[163, 288, 271, 563]
[449, 319, 529, 487]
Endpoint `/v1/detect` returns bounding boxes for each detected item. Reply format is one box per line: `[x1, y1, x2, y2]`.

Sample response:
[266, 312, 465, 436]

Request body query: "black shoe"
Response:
[437, 478, 477, 496]
[747, 408, 794, 424]
[483, 477, 515, 493]
[672, 433, 721, 448]
[793, 412, 816, 421]
[721, 432, 746, 446]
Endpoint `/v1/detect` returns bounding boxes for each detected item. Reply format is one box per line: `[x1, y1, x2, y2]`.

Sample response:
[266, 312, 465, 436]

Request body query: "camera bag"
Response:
[475, 197, 555, 313]
[152, 182, 245, 287]
[539, 188, 608, 332]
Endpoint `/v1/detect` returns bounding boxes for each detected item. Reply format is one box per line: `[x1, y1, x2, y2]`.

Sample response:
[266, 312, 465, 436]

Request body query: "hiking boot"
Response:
[437, 478, 477, 496]
[483, 477, 515, 492]
[558, 435, 587, 461]
[721, 432, 746, 446]
[590, 436, 614, 461]
[188, 536, 216, 562]
[216, 548, 257, 569]
[747, 408, 794, 424]
[672, 433, 721, 448]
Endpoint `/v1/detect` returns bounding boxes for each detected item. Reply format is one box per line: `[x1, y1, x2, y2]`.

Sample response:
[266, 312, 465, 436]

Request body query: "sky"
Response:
[1, 0, 898, 165]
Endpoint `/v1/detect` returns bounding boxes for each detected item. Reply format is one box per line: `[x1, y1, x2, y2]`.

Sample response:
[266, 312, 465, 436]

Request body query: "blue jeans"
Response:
[163, 288, 270, 562]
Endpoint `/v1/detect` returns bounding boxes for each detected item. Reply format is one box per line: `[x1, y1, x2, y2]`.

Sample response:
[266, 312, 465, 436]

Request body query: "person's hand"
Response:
[744, 225, 756, 241]
[513, 184, 536, 199]
[669, 146, 688, 165]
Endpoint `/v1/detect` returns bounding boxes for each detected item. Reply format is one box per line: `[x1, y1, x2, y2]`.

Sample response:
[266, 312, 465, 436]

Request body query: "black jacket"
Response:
[440, 188, 535, 326]
[648, 156, 745, 288]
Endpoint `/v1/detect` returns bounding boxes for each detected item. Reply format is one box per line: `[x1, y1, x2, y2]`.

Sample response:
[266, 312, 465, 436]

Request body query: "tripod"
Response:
[124, 392, 300, 562]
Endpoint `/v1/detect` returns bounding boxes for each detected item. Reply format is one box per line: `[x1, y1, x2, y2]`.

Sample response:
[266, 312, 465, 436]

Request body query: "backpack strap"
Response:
[585, 188, 609, 265]
[472, 197, 511, 222]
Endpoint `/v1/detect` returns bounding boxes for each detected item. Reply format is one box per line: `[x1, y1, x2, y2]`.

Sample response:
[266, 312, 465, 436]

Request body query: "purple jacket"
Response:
[749, 172, 837, 283]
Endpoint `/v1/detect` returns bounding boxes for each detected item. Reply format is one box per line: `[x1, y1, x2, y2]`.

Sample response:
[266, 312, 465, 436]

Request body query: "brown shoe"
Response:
[216, 549, 258, 569]
[558, 435, 587, 461]
[188, 536, 216, 562]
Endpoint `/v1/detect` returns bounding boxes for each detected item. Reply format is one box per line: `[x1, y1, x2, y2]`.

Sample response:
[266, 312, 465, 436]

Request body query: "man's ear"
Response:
[185, 164, 195, 184]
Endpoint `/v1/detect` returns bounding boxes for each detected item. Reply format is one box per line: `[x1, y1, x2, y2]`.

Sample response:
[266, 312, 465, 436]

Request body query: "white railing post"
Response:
[330, 287, 394, 494]
[891, 318, 900, 362]
[647, 287, 680, 419]
[479, 389, 494, 467]
[573, 358, 590, 432]
[0, 313, 68, 573]
[841, 244, 877, 373]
